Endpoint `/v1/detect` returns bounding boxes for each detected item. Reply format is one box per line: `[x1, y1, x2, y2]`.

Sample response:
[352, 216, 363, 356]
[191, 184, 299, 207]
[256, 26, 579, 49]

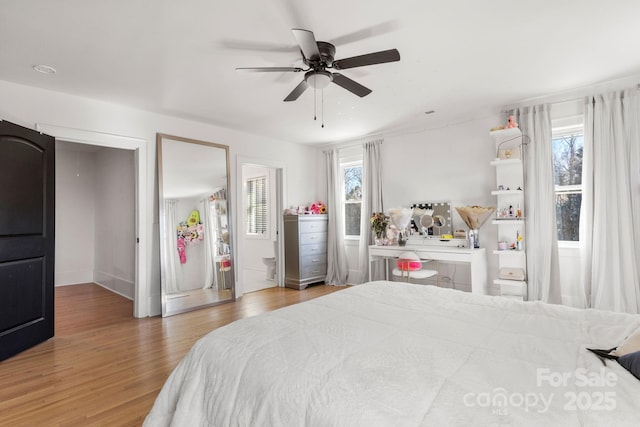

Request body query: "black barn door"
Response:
[0, 120, 55, 361]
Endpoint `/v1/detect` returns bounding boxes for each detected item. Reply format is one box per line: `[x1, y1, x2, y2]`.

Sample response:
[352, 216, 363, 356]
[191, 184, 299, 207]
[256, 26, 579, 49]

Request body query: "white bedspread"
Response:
[144, 281, 640, 426]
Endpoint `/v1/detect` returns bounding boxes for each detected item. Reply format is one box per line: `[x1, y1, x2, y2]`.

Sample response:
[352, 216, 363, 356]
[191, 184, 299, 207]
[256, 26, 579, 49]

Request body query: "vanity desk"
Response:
[368, 238, 488, 295]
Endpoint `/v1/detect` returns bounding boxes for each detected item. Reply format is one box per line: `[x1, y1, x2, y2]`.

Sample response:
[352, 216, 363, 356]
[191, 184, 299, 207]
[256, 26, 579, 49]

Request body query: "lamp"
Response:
[454, 206, 496, 248]
[388, 207, 413, 247]
[305, 70, 332, 89]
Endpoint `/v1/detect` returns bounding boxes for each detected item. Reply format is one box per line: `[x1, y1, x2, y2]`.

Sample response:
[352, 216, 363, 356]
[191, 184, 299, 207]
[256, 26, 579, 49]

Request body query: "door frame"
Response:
[236, 156, 286, 297]
[36, 124, 149, 317]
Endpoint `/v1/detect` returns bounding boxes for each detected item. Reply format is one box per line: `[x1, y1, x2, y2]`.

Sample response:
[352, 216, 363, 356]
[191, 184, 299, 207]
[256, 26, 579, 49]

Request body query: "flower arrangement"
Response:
[370, 212, 389, 238]
[310, 201, 327, 214]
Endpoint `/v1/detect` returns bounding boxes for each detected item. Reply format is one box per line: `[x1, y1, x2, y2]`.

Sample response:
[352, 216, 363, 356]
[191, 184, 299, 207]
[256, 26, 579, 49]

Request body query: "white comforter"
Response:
[144, 281, 640, 426]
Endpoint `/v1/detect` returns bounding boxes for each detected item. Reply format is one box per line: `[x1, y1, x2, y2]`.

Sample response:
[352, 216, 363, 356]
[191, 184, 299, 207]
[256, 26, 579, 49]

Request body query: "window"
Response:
[342, 162, 362, 237]
[246, 176, 268, 236]
[552, 126, 583, 241]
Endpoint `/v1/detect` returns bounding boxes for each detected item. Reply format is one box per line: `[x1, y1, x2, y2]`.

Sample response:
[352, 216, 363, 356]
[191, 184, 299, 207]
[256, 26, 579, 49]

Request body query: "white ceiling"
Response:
[2, 0, 640, 145]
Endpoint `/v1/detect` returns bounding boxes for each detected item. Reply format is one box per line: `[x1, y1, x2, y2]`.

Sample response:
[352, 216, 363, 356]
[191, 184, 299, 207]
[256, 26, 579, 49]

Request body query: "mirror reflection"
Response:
[411, 201, 452, 236]
[157, 134, 235, 317]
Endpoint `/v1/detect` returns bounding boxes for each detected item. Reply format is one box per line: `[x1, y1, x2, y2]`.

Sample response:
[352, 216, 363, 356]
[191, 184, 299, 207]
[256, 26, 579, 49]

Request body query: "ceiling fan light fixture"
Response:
[305, 70, 332, 89]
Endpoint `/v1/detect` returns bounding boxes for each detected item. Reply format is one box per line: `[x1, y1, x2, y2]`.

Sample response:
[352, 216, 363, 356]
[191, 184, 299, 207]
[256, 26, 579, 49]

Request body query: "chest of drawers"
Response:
[283, 215, 327, 290]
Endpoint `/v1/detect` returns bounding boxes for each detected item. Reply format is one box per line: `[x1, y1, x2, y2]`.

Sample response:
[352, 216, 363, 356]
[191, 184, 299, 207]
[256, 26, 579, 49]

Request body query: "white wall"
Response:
[55, 147, 96, 285]
[0, 79, 319, 316]
[93, 147, 136, 298]
[320, 114, 504, 292]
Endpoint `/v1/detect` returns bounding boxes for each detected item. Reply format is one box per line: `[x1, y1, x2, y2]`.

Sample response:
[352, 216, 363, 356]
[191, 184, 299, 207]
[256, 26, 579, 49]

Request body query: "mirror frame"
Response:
[157, 133, 235, 317]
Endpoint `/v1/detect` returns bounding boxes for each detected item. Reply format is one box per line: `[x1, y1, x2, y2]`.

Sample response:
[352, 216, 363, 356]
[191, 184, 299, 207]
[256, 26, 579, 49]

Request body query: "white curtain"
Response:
[163, 199, 183, 294]
[323, 149, 349, 285]
[513, 105, 561, 303]
[358, 139, 384, 283]
[201, 198, 216, 289]
[580, 89, 640, 313]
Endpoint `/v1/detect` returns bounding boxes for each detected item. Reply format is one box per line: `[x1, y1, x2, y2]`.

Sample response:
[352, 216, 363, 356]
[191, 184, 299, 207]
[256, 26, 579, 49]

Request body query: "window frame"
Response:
[552, 124, 584, 245]
[244, 174, 270, 239]
[340, 160, 363, 240]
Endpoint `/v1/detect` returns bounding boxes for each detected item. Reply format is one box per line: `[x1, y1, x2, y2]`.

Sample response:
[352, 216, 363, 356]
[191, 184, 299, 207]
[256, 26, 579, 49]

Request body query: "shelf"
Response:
[490, 127, 522, 138]
[490, 158, 522, 166]
[493, 250, 525, 256]
[491, 189, 523, 196]
[492, 219, 525, 225]
[490, 127, 526, 298]
[494, 279, 527, 286]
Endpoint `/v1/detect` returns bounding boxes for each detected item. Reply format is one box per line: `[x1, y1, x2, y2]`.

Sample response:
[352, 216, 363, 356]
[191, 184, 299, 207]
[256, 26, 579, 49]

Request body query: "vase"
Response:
[469, 229, 480, 248]
[398, 232, 406, 247]
[375, 232, 385, 246]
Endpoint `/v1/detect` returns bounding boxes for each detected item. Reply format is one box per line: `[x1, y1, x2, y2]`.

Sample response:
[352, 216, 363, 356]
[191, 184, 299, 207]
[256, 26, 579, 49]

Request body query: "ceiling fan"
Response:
[236, 28, 400, 102]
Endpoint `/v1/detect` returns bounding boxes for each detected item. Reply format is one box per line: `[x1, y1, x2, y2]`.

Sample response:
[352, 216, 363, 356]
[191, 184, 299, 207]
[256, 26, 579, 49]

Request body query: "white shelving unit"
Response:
[490, 128, 527, 300]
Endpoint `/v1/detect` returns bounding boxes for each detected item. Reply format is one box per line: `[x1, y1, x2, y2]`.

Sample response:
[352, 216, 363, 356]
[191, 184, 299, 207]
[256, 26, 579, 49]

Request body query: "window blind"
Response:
[246, 176, 268, 235]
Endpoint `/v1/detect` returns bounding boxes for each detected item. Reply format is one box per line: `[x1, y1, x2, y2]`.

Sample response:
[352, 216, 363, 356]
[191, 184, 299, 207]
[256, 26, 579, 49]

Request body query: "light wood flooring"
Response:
[0, 283, 344, 427]
[165, 288, 233, 314]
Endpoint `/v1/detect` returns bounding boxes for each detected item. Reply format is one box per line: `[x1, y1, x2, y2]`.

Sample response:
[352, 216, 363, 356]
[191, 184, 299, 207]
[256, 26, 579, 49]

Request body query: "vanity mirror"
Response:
[157, 133, 235, 317]
[411, 201, 452, 236]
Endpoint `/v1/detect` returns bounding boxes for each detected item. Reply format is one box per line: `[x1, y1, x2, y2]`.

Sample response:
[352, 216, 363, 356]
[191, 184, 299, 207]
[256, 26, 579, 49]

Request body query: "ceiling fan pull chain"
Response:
[313, 87, 317, 121]
[321, 89, 325, 128]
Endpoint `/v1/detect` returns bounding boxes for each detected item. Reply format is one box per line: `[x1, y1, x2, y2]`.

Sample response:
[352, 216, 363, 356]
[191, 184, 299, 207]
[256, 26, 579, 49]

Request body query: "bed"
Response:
[144, 281, 640, 426]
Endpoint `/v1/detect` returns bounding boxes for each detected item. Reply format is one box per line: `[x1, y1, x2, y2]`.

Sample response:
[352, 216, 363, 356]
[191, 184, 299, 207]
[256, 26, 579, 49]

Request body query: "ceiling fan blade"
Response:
[291, 28, 321, 61]
[219, 38, 296, 53]
[331, 73, 372, 97]
[284, 80, 309, 102]
[329, 21, 399, 47]
[236, 67, 304, 72]
[333, 48, 400, 70]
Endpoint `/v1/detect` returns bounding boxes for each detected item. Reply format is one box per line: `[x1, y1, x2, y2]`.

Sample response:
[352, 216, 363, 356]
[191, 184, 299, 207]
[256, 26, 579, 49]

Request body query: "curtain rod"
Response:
[503, 82, 640, 113]
[320, 137, 384, 151]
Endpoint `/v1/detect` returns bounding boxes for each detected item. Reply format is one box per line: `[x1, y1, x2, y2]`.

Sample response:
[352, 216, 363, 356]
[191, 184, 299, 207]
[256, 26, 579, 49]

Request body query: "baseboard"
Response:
[94, 270, 134, 300]
[55, 270, 94, 286]
[92, 281, 133, 301]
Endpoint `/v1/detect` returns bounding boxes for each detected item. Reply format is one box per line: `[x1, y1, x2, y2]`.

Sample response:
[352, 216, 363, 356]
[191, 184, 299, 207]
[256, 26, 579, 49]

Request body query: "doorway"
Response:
[236, 157, 286, 296]
[55, 141, 136, 299]
[35, 123, 149, 317]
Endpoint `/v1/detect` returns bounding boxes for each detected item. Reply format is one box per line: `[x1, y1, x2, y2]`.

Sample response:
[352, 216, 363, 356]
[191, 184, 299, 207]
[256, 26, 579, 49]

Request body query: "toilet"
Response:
[261, 241, 277, 281]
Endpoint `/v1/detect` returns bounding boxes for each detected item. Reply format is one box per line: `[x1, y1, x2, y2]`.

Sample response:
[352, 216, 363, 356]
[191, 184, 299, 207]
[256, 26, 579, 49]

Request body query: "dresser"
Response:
[283, 215, 327, 290]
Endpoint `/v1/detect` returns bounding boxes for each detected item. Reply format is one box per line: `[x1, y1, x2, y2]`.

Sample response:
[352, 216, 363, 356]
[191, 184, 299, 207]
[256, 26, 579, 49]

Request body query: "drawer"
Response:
[301, 254, 327, 269]
[299, 220, 328, 234]
[299, 232, 326, 245]
[301, 263, 327, 279]
[300, 243, 326, 257]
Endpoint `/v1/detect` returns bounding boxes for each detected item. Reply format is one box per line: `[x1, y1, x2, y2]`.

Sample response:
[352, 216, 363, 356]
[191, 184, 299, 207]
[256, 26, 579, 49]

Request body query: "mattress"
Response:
[144, 281, 640, 426]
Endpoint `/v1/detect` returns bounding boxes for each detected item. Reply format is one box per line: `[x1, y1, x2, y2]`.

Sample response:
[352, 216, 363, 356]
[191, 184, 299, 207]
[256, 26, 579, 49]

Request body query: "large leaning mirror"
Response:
[157, 133, 235, 317]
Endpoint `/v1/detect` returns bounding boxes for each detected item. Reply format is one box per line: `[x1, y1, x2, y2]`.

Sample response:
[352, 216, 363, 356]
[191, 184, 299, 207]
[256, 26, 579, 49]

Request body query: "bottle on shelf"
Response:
[516, 229, 523, 251]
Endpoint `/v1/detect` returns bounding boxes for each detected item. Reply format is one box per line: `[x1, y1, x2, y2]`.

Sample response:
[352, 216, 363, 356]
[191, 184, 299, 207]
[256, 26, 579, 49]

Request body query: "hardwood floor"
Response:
[0, 283, 344, 427]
